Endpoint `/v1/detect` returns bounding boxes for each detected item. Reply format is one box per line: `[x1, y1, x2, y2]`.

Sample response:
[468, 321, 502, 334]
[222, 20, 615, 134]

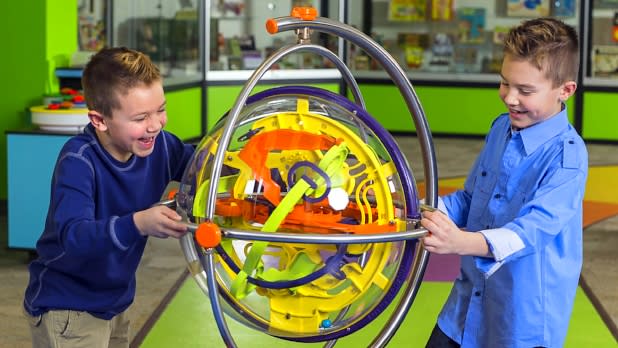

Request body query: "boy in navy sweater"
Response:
[23, 47, 194, 347]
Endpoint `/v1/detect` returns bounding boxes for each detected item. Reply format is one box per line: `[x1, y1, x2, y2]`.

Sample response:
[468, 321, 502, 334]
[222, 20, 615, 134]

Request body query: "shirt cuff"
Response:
[480, 227, 525, 261]
[110, 214, 144, 250]
[437, 197, 447, 215]
[475, 227, 525, 278]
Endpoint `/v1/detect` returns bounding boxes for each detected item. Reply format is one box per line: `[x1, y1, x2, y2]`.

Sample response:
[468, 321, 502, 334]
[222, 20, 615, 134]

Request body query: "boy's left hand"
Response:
[134, 205, 189, 239]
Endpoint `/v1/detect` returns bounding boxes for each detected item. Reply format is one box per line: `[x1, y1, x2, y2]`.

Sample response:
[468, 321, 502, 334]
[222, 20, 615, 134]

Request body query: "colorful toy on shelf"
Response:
[45, 88, 87, 110]
[162, 7, 438, 347]
[31, 87, 89, 133]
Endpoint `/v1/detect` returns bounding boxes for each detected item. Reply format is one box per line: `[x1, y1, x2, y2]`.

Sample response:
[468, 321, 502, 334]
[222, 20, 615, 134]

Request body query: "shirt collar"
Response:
[512, 106, 570, 156]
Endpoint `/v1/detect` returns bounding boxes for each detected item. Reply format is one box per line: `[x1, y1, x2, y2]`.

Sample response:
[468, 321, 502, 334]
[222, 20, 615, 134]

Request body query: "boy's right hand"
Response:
[133, 205, 188, 239]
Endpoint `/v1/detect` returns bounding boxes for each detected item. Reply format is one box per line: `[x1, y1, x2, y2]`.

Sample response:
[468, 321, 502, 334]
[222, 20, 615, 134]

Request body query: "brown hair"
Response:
[81, 47, 161, 117]
[503, 17, 579, 87]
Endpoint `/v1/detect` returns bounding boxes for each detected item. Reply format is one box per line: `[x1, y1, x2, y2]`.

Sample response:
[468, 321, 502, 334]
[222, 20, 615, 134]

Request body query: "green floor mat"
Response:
[141, 280, 616, 347]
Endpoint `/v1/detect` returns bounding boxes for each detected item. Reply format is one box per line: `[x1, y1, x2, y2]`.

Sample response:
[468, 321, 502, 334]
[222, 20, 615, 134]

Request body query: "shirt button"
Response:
[481, 171, 487, 176]
[474, 291, 481, 296]
[494, 193, 501, 199]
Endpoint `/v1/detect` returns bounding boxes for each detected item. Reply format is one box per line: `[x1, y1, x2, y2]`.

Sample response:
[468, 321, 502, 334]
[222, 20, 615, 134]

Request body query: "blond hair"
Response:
[503, 17, 579, 87]
[82, 47, 161, 117]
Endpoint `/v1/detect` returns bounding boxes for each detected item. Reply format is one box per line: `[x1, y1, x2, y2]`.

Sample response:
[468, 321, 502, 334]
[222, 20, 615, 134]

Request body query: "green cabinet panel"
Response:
[357, 84, 505, 134]
[165, 87, 202, 140]
[206, 83, 340, 132]
[582, 92, 618, 140]
[356, 84, 578, 135]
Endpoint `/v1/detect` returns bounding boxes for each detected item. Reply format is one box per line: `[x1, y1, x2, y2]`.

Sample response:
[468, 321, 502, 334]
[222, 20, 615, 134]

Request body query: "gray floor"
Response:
[1, 136, 616, 347]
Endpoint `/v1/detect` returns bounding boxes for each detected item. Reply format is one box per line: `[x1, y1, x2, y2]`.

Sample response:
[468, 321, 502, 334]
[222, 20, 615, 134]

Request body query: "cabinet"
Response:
[206, 0, 342, 77]
[111, 0, 202, 86]
[203, 0, 345, 132]
[7, 132, 72, 249]
[585, 0, 618, 86]
[342, 1, 618, 141]
[98, 0, 618, 139]
[347, 0, 580, 82]
[579, 1, 618, 141]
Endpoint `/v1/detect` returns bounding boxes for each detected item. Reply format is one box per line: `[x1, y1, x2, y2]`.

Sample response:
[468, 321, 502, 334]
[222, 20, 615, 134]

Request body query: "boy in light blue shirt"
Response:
[422, 18, 588, 347]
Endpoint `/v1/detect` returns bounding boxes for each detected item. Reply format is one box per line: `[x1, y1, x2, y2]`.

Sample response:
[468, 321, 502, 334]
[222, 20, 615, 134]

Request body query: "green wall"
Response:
[582, 91, 618, 140]
[0, 2, 202, 201]
[0, 1, 77, 200]
[165, 87, 202, 140]
[356, 84, 576, 135]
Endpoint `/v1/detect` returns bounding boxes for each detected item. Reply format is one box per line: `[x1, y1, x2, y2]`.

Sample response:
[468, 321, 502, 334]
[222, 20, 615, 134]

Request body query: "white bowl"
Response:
[30, 105, 90, 132]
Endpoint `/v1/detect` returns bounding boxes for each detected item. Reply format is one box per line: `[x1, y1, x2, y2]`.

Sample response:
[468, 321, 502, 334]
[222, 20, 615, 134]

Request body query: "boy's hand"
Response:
[133, 205, 188, 239]
[421, 210, 466, 255]
[421, 210, 491, 257]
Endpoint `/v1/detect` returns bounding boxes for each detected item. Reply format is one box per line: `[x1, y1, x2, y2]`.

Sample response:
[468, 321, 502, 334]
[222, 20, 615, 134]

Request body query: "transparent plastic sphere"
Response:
[176, 86, 419, 342]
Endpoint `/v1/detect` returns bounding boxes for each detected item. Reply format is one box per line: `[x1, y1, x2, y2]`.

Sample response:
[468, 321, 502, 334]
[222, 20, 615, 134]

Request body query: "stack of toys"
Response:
[30, 87, 89, 132]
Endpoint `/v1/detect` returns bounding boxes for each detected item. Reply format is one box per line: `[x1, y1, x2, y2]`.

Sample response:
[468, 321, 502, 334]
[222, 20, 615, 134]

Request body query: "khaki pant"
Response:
[24, 308, 129, 348]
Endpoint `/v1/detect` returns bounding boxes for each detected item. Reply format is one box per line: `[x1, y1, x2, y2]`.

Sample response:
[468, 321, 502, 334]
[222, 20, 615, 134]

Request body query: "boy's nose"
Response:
[148, 114, 164, 132]
[504, 91, 519, 105]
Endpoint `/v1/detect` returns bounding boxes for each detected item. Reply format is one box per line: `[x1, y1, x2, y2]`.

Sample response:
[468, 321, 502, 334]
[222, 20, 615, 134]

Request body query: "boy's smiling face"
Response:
[89, 81, 167, 162]
[499, 54, 576, 130]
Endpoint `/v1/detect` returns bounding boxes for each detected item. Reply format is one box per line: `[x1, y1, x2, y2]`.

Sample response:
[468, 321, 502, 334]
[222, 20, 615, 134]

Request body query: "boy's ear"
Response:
[560, 81, 577, 102]
[88, 110, 107, 131]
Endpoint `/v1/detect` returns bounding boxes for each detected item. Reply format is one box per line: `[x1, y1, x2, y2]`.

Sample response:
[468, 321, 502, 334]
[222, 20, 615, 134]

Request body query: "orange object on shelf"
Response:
[60, 101, 74, 109]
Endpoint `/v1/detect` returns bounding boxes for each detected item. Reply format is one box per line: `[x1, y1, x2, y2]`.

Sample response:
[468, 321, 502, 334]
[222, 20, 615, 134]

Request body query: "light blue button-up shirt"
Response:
[437, 108, 588, 347]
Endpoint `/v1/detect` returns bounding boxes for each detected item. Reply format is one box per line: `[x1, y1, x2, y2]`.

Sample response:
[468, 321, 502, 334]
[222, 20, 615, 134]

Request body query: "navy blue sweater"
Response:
[24, 124, 194, 320]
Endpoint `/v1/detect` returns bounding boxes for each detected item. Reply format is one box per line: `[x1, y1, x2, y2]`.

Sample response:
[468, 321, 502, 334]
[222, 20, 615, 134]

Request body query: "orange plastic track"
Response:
[214, 197, 398, 235]
[237, 129, 340, 205]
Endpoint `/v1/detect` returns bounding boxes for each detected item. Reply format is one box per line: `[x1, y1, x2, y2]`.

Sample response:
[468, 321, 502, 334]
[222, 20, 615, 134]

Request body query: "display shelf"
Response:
[111, 0, 202, 86]
[584, 1, 618, 88]
[206, 0, 341, 76]
[347, 0, 580, 83]
[206, 68, 342, 83]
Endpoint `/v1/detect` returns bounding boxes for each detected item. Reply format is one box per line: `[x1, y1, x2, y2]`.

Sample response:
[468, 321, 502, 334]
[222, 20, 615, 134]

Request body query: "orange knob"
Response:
[291, 6, 317, 20]
[266, 18, 278, 34]
[194, 222, 222, 248]
[167, 188, 178, 200]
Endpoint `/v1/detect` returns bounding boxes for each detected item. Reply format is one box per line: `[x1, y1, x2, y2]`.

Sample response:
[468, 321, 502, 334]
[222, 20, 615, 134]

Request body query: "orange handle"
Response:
[194, 222, 222, 248]
[167, 188, 178, 200]
[291, 6, 317, 20]
[266, 6, 318, 34]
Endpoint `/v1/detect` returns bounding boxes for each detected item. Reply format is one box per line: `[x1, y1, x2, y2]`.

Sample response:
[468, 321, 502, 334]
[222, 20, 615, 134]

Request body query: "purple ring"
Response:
[287, 161, 332, 203]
